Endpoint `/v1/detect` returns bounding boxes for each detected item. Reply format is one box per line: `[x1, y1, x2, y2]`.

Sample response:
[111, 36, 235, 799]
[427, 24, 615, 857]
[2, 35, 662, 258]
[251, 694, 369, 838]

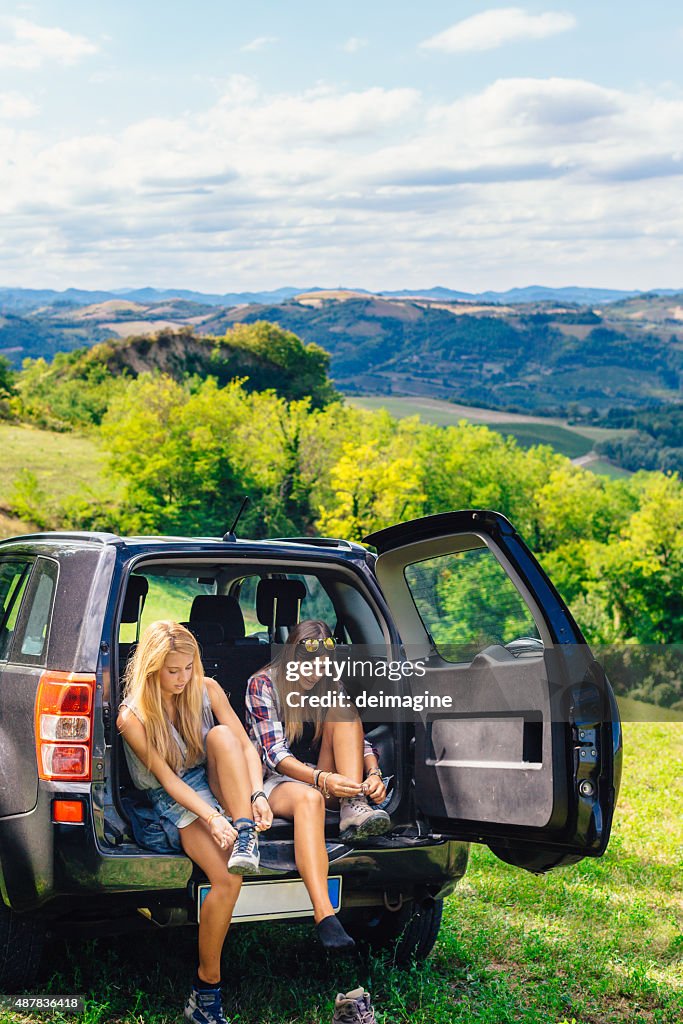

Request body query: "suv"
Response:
[0, 509, 622, 991]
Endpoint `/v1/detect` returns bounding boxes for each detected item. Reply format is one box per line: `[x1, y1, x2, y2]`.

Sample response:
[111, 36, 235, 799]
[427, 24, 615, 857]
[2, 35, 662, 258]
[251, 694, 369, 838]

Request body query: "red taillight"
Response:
[53, 799, 85, 823]
[36, 672, 95, 782]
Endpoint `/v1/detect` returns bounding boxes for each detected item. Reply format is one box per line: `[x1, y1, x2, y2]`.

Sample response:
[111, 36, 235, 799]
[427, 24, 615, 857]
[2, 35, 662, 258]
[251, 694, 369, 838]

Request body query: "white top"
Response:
[120, 684, 215, 790]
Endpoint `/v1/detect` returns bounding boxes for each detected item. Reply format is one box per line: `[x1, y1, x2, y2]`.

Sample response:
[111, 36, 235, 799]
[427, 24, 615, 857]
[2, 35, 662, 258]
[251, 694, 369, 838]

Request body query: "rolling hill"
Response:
[1, 288, 682, 417]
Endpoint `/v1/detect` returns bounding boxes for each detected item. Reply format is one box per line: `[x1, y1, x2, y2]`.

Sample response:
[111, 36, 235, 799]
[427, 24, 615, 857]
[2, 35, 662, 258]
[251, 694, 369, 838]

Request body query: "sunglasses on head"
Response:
[296, 637, 336, 653]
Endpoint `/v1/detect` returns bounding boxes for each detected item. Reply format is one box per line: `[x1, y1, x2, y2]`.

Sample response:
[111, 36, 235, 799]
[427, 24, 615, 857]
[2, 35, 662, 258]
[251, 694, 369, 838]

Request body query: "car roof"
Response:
[0, 530, 369, 557]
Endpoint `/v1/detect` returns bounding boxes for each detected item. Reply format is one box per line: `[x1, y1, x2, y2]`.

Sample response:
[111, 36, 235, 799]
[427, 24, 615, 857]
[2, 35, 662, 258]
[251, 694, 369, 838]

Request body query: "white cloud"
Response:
[420, 7, 576, 53]
[1, 75, 683, 290]
[240, 35, 277, 53]
[0, 16, 98, 68]
[0, 91, 38, 118]
[342, 36, 368, 54]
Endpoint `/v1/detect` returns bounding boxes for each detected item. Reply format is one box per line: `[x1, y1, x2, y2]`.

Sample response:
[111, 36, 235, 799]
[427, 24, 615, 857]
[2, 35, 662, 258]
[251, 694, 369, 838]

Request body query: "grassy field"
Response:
[347, 396, 632, 469]
[1, 721, 679, 1024]
[0, 423, 106, 537]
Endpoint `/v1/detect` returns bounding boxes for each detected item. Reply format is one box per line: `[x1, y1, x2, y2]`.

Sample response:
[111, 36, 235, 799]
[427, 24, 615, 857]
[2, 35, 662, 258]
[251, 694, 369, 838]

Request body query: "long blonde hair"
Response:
[119, 620, 206, 773]
[266, 619, 338, 748]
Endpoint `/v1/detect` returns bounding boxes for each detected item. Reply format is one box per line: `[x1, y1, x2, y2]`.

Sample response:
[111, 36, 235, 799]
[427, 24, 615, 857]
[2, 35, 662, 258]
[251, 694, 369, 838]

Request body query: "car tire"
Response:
[346, 897, 443, 966]
[0, 900, 44, 992]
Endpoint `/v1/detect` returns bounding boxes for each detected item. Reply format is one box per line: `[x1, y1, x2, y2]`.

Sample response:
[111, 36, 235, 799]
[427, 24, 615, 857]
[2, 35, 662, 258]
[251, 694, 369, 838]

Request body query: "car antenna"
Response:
[223, 496, 250, 542]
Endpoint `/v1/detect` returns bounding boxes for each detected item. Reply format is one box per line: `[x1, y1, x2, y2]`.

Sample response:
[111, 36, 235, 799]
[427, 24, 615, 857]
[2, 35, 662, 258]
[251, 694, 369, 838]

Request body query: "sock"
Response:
[316, 914, 356, 950]
[195, 971, 220, 991]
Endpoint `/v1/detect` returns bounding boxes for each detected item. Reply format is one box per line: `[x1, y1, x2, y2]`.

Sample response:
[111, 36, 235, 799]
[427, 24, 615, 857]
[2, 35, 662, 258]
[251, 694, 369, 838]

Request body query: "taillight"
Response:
[35, 672, 95, 782]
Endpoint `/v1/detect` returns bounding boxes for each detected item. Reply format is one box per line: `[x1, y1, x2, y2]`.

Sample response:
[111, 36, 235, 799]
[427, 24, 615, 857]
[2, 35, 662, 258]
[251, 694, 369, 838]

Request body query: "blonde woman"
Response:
[246, 619, 390, 952]
[117, 620, 272, 1024]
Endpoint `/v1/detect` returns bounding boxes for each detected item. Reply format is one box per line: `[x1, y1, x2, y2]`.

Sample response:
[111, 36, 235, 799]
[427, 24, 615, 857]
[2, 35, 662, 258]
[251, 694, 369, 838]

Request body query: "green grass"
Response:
[346, 396, 631, 466]
[0, 423, 107, 538]
[1, 722, 680, 1023]
[0, 423, 104, 506]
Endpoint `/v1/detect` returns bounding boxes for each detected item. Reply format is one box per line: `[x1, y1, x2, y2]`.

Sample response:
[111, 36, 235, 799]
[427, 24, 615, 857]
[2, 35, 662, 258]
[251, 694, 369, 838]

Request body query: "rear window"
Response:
[404, 542, 541, 663]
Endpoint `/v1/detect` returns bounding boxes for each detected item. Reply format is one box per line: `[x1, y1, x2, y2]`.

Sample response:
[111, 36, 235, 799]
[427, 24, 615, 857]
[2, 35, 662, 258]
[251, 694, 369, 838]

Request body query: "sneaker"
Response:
[339, 796, 391, 841]
[227, 818, 260, 875]
[184, 985, 229, 1024]
[332, 987, 376, 1024]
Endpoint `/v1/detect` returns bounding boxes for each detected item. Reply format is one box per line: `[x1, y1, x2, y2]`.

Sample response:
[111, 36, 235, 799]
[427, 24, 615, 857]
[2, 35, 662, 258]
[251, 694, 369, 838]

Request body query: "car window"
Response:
[404, 543, 541, 663]
[119, 572, 218, 643]
[236, 573, 337, 636]
[16, 558, 58, 663]
[0, 558, 33, 661]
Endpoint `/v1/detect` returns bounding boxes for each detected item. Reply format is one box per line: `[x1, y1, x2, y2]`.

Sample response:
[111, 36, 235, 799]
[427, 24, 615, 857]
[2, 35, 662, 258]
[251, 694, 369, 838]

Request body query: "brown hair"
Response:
[265, 619, 338, 747]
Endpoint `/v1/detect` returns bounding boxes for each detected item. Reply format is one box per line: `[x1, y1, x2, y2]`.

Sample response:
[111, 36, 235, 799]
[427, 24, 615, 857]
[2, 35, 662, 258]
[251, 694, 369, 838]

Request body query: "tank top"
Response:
[120, 684, 215, 790]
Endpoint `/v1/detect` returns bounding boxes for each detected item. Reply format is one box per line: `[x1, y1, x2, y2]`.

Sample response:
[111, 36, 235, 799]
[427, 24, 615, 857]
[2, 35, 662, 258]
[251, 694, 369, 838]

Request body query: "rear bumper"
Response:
[1, 785, 469, 918]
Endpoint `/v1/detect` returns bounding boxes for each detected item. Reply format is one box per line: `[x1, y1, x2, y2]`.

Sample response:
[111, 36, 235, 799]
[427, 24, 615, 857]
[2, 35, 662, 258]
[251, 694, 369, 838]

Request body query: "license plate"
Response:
[197, 876, 342, 923]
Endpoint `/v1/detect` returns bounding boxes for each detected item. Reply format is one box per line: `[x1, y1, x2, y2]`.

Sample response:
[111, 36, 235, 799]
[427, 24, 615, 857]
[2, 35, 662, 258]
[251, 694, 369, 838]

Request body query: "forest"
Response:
[1, 323, 681, 710]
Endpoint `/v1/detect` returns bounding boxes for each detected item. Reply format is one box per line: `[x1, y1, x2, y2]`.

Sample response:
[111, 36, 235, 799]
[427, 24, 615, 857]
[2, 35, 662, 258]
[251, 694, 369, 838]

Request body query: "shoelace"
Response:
[235, 825, 256, 854]
[195, 988, 225, 1022]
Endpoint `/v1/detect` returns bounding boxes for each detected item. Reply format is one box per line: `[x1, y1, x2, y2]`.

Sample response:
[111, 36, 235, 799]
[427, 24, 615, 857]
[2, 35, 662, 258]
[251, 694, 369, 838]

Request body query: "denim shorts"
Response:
[149, 762, 225, 831]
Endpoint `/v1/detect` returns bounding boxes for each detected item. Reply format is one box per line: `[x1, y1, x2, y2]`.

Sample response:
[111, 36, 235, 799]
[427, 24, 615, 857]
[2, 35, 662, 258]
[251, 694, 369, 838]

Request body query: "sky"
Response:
[1, 1, 682, 293]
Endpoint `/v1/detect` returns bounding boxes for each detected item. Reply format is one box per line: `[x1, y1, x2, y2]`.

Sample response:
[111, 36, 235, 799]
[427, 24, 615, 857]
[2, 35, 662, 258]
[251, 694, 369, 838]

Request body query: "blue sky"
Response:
[1, 1, 682, 292]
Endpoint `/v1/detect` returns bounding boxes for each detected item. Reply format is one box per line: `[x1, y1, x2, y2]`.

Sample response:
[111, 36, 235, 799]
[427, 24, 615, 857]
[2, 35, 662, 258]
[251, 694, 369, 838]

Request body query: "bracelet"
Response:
[312, 769, 321, 790]
[206, 811, 222, 826]
[321, 771, 331, 799]
[250, 790, 267, 804]
[366, 767, 382, 779]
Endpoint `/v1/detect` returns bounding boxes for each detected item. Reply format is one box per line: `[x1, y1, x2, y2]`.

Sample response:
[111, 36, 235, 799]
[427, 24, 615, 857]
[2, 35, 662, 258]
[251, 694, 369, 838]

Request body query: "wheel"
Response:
[0, 900, 44, 992]
[346, 897, 443, 966]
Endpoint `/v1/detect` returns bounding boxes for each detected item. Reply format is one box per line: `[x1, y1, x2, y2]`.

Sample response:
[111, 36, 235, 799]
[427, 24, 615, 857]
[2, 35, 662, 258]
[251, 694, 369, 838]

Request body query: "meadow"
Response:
[1, 720, 679, 1024]
[347, 395, 632, 471]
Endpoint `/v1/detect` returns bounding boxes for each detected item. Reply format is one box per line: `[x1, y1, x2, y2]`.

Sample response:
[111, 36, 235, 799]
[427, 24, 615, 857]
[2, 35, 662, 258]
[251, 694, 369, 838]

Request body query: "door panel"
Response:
[365, 510, 620, 873]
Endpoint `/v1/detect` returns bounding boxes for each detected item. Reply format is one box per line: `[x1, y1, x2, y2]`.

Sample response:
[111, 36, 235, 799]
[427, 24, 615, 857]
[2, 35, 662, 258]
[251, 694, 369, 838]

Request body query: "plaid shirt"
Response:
[245, 670, 378, 773]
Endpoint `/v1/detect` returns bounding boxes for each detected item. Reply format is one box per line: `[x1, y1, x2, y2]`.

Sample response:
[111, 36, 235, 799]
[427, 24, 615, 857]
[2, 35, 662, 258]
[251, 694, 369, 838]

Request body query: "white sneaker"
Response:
[227, 819, 260, 874]
[339, 796, 391, 841]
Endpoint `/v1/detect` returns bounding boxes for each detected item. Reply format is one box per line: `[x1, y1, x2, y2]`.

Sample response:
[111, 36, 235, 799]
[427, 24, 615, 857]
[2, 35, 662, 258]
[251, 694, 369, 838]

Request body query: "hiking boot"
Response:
[332, 987, 376, 1024]
[339, 796, 391, 841]
[184, 984, 230, 1024]
[227, 818, 260, 875]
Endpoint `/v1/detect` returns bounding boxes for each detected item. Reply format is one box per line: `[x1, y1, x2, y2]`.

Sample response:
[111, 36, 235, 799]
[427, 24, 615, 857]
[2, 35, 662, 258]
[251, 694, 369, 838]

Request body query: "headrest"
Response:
[190, 595, 245, 640]
[256, 579, 307, 629]
[121, 576, 149, 623]
[182, 620, 224, 647]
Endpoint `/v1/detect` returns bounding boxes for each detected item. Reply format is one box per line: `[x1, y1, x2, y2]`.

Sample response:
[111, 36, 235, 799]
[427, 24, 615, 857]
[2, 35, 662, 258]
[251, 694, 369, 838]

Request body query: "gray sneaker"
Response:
[227, 819, 260, 875]
[339, 796, 391, 841]
[332, 988, 376, 1024]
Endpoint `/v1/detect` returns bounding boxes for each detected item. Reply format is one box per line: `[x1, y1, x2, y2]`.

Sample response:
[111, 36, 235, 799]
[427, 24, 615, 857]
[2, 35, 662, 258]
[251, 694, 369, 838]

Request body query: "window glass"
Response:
[19, 561, 58, 661]
[119, 572, 217, 643]
[236, 573, 337, 636]
[404, 543, 541, 663]
[0, 559, 33, 661]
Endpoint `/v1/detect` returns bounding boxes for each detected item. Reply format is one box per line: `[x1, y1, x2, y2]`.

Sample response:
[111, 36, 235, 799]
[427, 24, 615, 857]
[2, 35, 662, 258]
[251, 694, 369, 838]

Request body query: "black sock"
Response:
[195, 971, 220, 991]
[316, 914, 356, 950]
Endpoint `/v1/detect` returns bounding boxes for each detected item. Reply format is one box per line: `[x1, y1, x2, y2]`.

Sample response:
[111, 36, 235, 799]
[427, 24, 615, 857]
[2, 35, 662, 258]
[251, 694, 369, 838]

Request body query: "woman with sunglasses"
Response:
[245, 619, 390, 950]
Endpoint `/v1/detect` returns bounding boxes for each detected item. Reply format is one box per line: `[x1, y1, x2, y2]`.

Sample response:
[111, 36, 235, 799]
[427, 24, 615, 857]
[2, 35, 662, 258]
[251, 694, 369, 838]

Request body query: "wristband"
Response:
[250, 790, 267, 803]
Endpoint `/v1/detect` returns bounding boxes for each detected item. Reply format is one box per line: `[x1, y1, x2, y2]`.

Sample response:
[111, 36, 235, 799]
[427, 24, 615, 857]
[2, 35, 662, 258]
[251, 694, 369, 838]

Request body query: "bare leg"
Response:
[317, 716, 365, 797]
[179, 819, 242, 984]
[267, 783, 334, 923]
[205, 725, 253, 822]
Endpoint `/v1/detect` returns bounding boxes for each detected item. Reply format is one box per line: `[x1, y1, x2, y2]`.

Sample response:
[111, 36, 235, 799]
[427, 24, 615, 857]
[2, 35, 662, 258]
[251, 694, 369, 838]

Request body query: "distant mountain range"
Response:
[1, 283, 680, 314]
[2, 287, 681, 415]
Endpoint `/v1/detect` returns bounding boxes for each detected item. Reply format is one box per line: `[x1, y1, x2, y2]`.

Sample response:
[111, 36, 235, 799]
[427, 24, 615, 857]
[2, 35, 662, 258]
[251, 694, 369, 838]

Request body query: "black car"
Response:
[0, 510, 622, 991]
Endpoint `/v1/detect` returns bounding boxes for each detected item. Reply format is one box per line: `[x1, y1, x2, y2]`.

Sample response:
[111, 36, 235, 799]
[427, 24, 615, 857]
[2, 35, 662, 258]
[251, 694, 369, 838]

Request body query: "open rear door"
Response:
[365, 509, 621, 874]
